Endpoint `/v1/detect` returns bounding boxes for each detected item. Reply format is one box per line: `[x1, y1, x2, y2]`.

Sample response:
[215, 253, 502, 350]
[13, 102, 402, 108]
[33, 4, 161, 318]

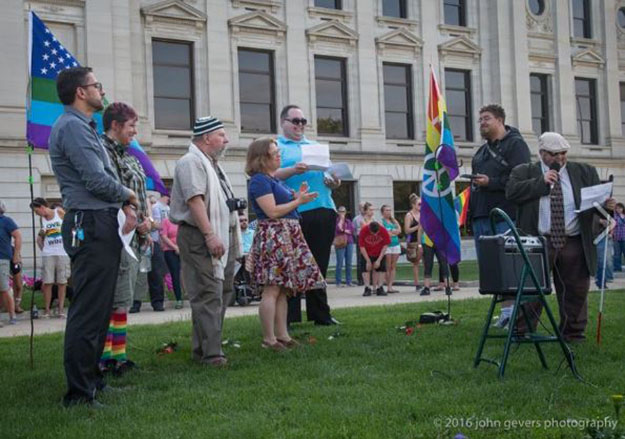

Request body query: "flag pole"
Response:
[26, 143, 38, 368]
[26, 9, 38, 368]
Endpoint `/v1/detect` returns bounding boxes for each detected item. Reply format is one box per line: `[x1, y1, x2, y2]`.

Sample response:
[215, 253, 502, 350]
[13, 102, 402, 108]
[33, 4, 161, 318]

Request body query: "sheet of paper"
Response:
[301, 143, 330, 170]
[117, 209, 137, 260]
[327, 163, 353, 180]
[576, 181, 613, 213]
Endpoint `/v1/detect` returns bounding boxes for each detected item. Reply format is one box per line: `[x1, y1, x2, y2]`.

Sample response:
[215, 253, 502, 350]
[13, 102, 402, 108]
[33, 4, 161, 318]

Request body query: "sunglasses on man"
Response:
[285, 118, 307, 126]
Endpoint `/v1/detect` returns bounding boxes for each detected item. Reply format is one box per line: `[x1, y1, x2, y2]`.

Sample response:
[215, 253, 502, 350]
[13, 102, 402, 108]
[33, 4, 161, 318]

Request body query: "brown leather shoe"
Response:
[276, 338, 300, 349]
[262, 341, 287, 352]
[207, 356, 228, 367]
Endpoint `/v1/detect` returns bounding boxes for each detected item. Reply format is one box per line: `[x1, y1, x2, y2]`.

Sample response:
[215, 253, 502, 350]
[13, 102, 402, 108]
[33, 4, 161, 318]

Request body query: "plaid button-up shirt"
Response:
[101, 134, 148, 216]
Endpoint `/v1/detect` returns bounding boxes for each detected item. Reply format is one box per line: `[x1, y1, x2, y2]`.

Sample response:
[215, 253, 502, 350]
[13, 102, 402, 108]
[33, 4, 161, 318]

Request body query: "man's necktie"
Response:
[550, 179, 566, 250]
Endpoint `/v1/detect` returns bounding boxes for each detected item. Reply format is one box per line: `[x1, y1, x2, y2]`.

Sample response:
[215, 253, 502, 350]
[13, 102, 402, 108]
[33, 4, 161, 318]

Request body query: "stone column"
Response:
[355, 0, 383, 148]
[283, 1, 310, 114]
[553, 0, 577, 139]
[85, 1, 115, 96]
[601, 0, 624, 156]
[510, 0, 533, 136]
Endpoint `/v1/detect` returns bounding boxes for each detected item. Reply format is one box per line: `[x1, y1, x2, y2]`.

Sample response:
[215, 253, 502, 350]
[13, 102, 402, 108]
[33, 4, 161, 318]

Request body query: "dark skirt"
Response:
[248, 218, 325, 296]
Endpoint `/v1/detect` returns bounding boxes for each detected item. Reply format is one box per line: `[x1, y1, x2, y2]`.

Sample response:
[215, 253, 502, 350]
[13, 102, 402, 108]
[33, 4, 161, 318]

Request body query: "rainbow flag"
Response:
[27, 11, 167, 195]
[454, 187, 470, 227]
[421, 67, 461, 265]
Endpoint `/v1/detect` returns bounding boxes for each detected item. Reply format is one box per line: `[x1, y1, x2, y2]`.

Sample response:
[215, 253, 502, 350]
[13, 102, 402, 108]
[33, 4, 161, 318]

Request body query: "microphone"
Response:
[549, 162, 561, 190]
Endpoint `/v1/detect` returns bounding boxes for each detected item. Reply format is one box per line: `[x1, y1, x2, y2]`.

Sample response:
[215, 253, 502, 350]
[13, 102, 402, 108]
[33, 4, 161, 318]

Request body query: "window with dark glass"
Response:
[393, 181, 420, 229]
[444, 0, 466, 26]
[575, 78, 598, 145]
[528, 0, 545, 16]
[152, 39, 194, 130]
[331, 181, 356, 218]
[572, 0, 591, 38]
[444, 69, 473, 142]
[238, 49, 275, 133]
[383, 63, 414, 139]
[315, 0, 342, 9]
[620, 83, 625, 137]
[382, 0, 407, 18]
[315, 56, 348, 137]
[618, 7, 625, 29]
[530, 73, 550, 136]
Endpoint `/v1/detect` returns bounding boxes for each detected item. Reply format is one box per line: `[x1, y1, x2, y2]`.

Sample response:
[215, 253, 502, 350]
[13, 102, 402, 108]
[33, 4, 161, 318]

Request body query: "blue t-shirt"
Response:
[277, 135, 336, 213]
[248, 173, 299, 220]
[0, 215, 18, 260]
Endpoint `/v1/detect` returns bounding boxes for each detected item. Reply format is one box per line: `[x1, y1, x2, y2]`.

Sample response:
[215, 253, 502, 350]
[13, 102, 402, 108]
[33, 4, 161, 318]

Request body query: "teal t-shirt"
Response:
[382, 218, 400, 247]
[277, 135, 336, 213]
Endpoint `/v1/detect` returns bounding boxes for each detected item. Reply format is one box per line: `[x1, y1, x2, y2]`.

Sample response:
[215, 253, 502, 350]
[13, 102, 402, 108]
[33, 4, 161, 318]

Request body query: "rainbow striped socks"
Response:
[101, 311, 128, 363]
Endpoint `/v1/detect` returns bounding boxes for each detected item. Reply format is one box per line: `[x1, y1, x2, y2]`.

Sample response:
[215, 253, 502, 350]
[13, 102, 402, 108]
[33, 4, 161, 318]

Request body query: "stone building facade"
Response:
[1, 0, 625, 268]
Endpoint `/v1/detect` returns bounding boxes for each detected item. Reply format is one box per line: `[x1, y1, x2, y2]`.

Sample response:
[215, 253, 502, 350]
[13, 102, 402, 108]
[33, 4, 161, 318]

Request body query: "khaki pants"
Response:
[178, 224, 235, 362]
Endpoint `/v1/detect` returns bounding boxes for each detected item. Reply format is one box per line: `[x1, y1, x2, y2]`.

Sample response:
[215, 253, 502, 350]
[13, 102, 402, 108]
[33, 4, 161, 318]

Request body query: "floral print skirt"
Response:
[248, 218, 325, 296]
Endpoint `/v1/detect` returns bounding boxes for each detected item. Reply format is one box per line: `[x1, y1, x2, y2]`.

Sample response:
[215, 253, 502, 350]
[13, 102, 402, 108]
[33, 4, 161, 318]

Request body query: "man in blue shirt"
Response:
[274, 105, 340, 326]
[238, 211, 254, 254]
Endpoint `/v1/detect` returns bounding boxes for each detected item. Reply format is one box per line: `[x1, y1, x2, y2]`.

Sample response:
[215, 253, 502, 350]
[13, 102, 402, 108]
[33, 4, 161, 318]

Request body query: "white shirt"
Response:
[538, 161, 580, 236]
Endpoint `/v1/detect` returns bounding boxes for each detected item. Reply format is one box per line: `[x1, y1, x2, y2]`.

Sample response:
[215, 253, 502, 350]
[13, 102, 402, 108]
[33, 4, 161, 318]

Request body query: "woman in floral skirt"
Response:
[246, 137, 323, 351]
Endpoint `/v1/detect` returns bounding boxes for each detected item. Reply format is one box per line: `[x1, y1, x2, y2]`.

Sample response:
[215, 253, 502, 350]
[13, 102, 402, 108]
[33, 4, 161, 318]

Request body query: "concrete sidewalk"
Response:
[2, 275, 623, 338]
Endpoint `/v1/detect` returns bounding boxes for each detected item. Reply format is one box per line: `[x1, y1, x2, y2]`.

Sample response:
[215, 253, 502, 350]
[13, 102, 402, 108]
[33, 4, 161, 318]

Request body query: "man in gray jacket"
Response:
[49, 67, 137, 407]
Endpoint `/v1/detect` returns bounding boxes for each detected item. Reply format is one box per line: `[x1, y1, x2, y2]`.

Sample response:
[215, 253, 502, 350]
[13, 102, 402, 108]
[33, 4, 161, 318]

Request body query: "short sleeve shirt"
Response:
[248, 173, 299, 220]
[358, 225, 391, 257]
[169, 152, 210, 226]
[277, 136, 336, 213]
[0, 215, 18, 260]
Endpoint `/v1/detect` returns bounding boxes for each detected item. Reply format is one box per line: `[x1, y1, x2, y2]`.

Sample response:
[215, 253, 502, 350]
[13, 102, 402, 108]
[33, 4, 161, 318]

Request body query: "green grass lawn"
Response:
[2, 292, 625, 438]
[328, 259, 480, 283]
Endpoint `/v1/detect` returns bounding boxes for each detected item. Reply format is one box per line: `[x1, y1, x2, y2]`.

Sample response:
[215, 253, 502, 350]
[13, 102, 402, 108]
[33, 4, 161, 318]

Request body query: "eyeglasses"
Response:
[544, 150, 567, 157]
[285, 118, 307, 126]
[478, 116, 494, 123]
[268, 150, 280, 158]
[81, 82, 103, 92]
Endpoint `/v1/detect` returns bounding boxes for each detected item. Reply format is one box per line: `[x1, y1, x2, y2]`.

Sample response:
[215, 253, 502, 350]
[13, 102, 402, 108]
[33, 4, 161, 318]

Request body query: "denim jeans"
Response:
[335, 242, 353, 286]
[614, 240, 625, 272]
[596, 236, 614, 288]
[472, 218, 511, 260]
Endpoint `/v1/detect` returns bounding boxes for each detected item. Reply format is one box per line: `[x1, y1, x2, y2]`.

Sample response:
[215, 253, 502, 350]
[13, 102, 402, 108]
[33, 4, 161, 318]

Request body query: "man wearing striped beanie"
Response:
[169, 116, 242, 367]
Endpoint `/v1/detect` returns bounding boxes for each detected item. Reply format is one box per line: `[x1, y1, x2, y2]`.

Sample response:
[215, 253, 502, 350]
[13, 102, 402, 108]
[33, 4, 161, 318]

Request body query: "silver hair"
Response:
[0, 199, 6, 214]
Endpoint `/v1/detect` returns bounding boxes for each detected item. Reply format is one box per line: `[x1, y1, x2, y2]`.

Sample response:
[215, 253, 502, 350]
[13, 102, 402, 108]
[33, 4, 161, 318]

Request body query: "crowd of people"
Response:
[332, 196, 461, 298]
[1, 67, 624, 408]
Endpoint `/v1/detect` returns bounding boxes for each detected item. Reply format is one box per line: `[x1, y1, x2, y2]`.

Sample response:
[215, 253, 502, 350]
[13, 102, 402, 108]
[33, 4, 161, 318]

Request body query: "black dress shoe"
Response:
[314, 319, 332, 326]
[152, 304, 165, 312]
[129, 301, 141, 313]
[63, 398, 105, 409]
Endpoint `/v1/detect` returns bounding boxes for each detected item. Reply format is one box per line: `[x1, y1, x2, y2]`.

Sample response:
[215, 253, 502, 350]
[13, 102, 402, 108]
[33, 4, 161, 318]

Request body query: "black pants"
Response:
[147, 241, 167, 306]
[423, 245, 446, 278]
[62, 208, 122, 404]
[439, 264, 459, 283]
[288, 208, 335, 323]
[163, 250, 182, 301]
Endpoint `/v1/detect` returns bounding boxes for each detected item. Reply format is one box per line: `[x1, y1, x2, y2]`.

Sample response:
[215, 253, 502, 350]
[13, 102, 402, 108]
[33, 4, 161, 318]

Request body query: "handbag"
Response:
[405, 242, 420, 263]
[333, 234, 348, 249]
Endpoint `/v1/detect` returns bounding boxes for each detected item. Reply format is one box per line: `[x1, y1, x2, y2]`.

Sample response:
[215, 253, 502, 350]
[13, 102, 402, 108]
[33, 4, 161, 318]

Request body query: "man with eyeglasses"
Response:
[507, 132, 615, 342]
[274, 104, 341, 326]
[470, 104, 531, 246]
[49, 66, 138, 407]
[470, 104, 531, 327]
